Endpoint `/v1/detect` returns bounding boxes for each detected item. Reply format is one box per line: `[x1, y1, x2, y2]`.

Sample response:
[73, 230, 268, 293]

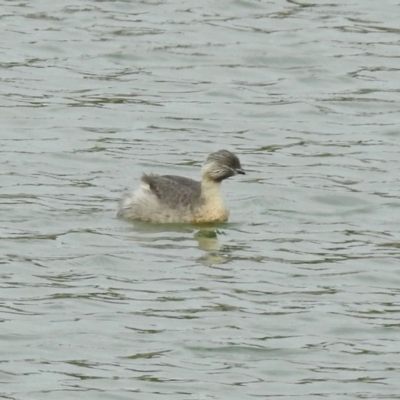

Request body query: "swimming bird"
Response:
[117, 150, 245, 223]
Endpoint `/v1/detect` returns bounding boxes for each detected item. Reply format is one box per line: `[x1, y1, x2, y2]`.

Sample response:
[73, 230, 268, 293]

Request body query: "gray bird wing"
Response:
[141, 174, 201, 209]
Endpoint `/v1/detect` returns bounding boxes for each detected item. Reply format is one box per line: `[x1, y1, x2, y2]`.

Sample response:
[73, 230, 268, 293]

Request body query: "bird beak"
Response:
[236, 169, 246, 175]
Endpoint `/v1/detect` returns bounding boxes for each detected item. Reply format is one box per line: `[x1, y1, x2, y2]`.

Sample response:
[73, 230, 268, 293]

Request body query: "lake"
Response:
[1, 0, 400, 399]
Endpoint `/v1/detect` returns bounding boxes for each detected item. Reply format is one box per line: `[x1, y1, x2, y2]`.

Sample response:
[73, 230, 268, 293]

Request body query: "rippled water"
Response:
[2, 0, 400, 399]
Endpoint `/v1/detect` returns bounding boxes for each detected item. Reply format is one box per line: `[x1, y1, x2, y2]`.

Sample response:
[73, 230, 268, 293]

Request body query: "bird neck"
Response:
[200, 176, 224, 205]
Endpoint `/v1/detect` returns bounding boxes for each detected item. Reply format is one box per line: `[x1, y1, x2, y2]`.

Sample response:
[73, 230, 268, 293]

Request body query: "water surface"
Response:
[1, 0, 400, 399]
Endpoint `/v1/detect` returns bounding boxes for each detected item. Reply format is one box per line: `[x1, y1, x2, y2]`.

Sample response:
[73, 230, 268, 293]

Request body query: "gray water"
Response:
[1, 0, 400, 399]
